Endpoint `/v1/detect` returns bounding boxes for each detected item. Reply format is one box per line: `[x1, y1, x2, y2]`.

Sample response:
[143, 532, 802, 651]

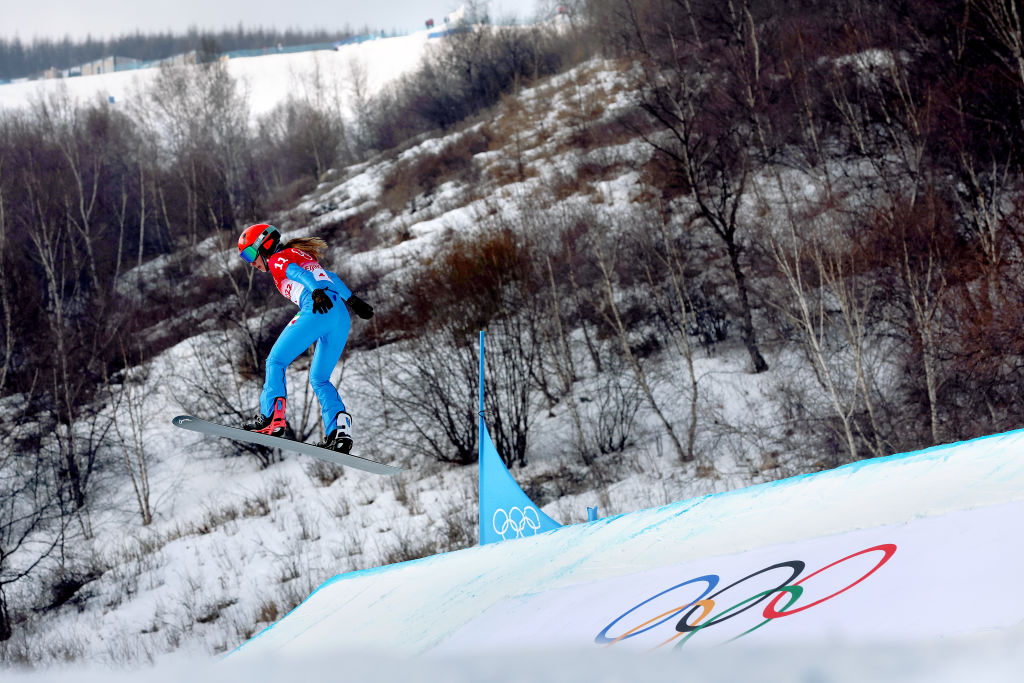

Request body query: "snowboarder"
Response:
[236, 223, 374, 453]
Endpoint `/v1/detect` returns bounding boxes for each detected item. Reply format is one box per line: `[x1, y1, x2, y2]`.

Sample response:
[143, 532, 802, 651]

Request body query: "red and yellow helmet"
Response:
[238, 224, 281, 263]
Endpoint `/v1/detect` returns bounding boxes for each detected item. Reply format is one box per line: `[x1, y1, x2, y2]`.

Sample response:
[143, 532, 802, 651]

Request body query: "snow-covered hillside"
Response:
[2, 16, 1022, 683]
[0, 32, 433, 121]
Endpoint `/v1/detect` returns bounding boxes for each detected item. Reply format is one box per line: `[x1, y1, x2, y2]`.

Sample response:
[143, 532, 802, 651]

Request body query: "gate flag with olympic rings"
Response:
[479, 330, 561, 545]
[480, 425, 561, 543]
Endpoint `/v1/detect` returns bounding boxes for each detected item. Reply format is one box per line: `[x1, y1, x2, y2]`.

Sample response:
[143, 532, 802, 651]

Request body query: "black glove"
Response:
[347, 294, 374, 320]
[311, 288, 333, 314]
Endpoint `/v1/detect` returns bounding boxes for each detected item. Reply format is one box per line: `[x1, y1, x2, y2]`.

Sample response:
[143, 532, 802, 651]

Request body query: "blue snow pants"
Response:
[260, 288, 351, 434]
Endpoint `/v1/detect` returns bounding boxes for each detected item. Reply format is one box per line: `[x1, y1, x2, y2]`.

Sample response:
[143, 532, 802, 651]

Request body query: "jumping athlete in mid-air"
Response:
[236, 223, 374, 454]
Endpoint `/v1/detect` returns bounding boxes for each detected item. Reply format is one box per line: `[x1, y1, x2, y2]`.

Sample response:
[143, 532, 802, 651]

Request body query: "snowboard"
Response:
[171, 415, 403, 475]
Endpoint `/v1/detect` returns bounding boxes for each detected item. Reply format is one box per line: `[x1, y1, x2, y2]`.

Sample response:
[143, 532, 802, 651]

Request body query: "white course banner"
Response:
[434, 500, 1023, 654]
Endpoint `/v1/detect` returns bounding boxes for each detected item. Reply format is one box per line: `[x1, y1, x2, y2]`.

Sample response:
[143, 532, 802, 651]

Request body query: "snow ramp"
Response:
[232, 430, 1024, 658]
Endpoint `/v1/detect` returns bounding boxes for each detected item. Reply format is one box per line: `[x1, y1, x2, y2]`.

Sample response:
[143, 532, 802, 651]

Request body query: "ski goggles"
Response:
[239, 244, 262, 264]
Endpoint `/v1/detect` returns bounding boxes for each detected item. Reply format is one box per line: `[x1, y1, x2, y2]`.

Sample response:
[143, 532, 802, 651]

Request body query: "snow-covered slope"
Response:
[230, 428, 1024, 659]
[0, 31, 434, 120]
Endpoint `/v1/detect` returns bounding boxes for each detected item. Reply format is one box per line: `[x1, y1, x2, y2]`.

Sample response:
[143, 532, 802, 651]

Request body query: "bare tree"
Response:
[974, 0, 1024, 116]
[134, 61, 254, 242]
[763, 193, 878, 463]
[343, 56, 373, 155]
[0, 163, 15, 393]
[380, 330, 479, 465]
[483, 310, 541, 468]
[614, 0, 770, 372]
[20, 138, 92, 514]
[542, 252, 590, 461]
[0, 434, 64, 642]
[889, 194, 951, 445]
[648, 212, 701, 461]
[103, 345, 161, 526]
[592, 235, 692, 462]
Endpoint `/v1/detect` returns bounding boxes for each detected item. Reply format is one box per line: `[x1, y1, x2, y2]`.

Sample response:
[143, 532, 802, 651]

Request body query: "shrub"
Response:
[317, 208, 381, 254]
[382, 227, 533, 337]
[379, 127, 492, 215]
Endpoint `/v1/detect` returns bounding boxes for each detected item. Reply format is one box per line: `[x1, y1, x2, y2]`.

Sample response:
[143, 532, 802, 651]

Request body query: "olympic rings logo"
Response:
[595, 543, 896, 650]
[493, 506, 543, 540]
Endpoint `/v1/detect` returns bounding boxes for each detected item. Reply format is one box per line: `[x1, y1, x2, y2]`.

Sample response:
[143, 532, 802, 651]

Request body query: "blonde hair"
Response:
[281, 236, 328, 261]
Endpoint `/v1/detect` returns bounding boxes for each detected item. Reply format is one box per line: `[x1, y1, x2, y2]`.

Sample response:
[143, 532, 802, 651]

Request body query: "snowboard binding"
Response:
[316, 411, 354, 454]
[242, 396, 289, 438]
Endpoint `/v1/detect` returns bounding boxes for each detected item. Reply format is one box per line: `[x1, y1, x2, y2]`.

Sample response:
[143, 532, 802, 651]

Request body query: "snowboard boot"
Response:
[316, 411, 353, 454]
[242, 396, 289, 437]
